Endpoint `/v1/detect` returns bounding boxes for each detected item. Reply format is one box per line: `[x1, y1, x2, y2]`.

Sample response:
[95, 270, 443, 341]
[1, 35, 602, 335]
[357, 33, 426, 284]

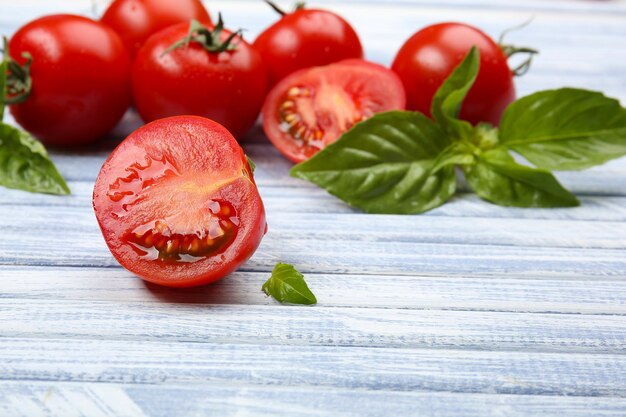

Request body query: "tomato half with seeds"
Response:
[101, 0, 211, 59]
[93, 116, 266, 288]
[262, 60, 406, 163]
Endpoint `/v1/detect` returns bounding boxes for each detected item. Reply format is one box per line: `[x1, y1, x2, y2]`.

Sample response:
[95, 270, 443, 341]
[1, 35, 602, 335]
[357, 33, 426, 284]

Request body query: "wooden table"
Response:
[1, 1, 626, 415]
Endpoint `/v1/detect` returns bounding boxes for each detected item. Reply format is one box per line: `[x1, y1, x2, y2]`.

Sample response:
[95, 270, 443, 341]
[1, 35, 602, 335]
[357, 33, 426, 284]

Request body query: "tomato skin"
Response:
[101, 0, 211, 59]
[391, 22, 515, 126]
[263, 59, 406, 163]
[8, 15, 131, 147]
[253, 8, 363, 86]
[93, 116, 266, 288]
[132, 22, 268, 140]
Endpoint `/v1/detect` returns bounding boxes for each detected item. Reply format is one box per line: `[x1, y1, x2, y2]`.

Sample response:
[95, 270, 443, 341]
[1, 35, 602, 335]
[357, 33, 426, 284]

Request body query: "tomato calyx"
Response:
[161, 14, 244, 56]
[264, 0, 306, 16]
[497, 20, 539, 77]
[1, 36, 33, 105]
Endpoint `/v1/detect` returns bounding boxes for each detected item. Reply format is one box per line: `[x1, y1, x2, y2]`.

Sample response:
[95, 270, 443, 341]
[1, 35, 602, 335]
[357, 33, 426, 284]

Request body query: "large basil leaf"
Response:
[0, 123, 70, 194]
[431, 46, 479, 140]
[262, 263, 317, 305]
[499, 88, 626, 170]
[291, 111, 471, 214]
[463, 148, 579, 208]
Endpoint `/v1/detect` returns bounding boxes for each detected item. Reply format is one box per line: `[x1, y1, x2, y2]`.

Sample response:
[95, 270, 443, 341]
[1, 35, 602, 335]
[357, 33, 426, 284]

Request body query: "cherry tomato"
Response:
[93, 115, 267, 288]
[253, 4, 363, 86]
[101, 0, 211, 59]
[262, 60, 406, 163]
[391, 22, 515, 126]
[132, 20, 267, 139]
[8, 15, 131, 146]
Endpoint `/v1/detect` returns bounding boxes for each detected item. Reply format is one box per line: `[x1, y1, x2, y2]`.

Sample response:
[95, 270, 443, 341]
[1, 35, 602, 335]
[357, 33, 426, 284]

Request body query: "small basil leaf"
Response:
[499, 88, 626, 170]
[291, 111, 469, 214]
[262, 263, 317, 305]
[0, 123, 70, 195]
[463, 148, 579, 208]
[245, 155, 256, 173]
[431, 46, 479, 140]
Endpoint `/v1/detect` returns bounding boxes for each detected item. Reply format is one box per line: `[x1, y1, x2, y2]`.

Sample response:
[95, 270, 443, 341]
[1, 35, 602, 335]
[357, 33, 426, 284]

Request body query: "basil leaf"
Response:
[431, 46, 479, 140]
[499, 88, 626, 170]
[262, 263, 317, 305]
[245, 155, 256, 173]
[0, 123, 70, 195]
[291, 111, 471, 214]
[463, 148, 579, 208]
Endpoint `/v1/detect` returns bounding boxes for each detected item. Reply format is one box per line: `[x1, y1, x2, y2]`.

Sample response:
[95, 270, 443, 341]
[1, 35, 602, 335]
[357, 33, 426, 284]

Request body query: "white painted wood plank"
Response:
[2, 204, 625, 278]
[2, 381, 626, 417]
[3, 265, 626, 314]
[2, 202, 626, 250]
[1, 338, 626, 396]
[2, 301, 625, 353]
[5, 180, 626, 222]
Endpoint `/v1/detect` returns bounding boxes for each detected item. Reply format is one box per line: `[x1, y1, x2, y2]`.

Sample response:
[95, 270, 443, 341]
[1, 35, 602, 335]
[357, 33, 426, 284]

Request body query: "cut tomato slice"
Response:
[262, 59, 406, 163]
[93, 116, 266, 288]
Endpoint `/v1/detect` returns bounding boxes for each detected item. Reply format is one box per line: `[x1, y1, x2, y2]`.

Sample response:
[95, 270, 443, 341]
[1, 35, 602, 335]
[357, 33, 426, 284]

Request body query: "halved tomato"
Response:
[93, 116, 266, 288]
[262, 60, 406, 163]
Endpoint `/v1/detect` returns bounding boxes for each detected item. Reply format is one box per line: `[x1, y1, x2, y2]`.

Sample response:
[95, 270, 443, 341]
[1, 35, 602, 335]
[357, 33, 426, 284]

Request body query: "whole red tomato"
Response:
[8, 14, 131, 146]
[392, 22, 515, 126]
[253, 2, 363, 86]
[101, 0, 211, 59]
[93, 115, 266, 288]
[132, 19, 267, 139]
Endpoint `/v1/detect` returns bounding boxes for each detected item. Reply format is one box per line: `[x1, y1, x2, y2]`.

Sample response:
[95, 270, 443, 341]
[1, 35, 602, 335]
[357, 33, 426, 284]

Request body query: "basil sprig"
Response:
[0, 41, 70, 195]
[262, 263, 317, 305]
[291, 47, 626, 213]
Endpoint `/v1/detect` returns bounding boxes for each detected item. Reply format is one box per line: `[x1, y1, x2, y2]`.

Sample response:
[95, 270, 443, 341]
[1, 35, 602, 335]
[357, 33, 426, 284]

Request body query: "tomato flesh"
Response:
[123, 199, 238, 263]
[93, 116, 266, 288]
[263, 60, 406, 163]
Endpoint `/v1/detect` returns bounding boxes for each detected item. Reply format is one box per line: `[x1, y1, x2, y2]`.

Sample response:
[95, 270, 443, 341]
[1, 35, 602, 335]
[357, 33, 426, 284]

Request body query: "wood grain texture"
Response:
[2, 338, 626, 395]
[3, 382, 626, 417]
[3, 299, 626, 353]
[1, 0, 626, 416]
[3, 266, 626, 314]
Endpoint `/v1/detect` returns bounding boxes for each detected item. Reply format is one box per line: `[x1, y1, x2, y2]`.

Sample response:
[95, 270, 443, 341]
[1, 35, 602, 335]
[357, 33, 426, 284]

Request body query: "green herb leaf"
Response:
[498, 88, 626, 170]
[0, 123, 70, 195]
[463, 148, 579, 208]
[262, 263, 317, 305]
[431, 46, 480, 140]
[246, 155, 256, 173]
[291, 111, 472, 214]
